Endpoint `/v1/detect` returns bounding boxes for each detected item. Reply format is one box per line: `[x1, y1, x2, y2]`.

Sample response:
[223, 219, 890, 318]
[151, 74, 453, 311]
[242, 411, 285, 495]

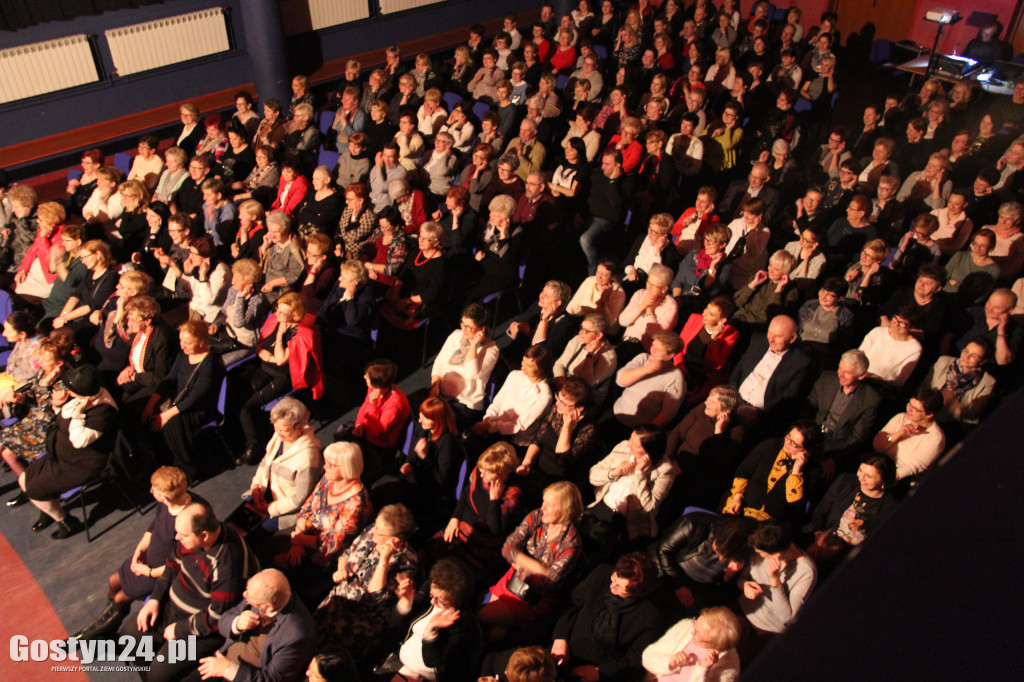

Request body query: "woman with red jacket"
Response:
[235, 292, 324, 463]
[270, 158, 310, 218]
[674, 296, 739, 403]
[14, 201, 65, 301]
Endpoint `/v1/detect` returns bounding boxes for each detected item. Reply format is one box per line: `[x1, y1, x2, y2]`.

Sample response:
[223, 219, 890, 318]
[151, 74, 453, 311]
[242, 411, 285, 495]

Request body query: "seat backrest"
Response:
[454, 459, 468, 500]
[443, 91, 462, 112]
[317, 148, 340, 171]
[472, 100, 492, 121]
[870, 38, 892, 64]
[319, 109, 336, 135]
[113, 152, 132, 176]
[216, 375, 229, 421]
[401, 418, 415, 454]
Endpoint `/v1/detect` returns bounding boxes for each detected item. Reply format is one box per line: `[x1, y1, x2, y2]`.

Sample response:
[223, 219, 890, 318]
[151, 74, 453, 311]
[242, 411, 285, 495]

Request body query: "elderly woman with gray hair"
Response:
[642, 606, 743, 681]
[228, 396, 323, 548]
[421, 131, 460, 198]
[387, 177, 427, 234]
[463, 194, 525, 303]
[259, 210, 305, 304]
[278, 441, 373, 606]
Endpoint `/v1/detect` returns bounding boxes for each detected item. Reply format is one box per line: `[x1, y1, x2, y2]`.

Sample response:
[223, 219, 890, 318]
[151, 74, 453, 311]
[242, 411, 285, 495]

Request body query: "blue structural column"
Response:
[553, 0, 574, 19]
[239, 0, 291, 108]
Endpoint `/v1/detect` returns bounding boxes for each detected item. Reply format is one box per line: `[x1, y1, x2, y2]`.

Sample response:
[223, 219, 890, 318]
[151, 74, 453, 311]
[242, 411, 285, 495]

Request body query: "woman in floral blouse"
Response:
[313, 503, 418, 664]
[479, 481, 583, 639]
[278, 441, 373, 607]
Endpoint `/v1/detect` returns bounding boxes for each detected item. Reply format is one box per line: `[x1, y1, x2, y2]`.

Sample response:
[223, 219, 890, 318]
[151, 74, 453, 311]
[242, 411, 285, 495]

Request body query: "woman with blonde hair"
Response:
[279, 441, 373, 606]
[643, 606, 743, 680]
[236, 292, 323, 462]
[479, 481, 583, 638]
[208, 257, 269, 363]
[14, 201, 65, 301]
[142, 320, 225, 483]
[110, 180, 151, 259]
[89, 268, 152, 382]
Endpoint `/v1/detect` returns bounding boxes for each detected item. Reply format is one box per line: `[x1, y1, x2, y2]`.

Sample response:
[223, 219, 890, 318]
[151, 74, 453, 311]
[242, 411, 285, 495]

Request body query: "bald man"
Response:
[195, 569, 316, 682]
[127, 503, 254, 682]
[730, 315, 815, 427]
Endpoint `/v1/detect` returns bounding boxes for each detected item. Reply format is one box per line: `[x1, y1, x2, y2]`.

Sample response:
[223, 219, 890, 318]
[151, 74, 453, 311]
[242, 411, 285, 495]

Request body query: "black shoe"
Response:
[71, 600, 127, 640]
[236, 444, 259, 466]
[31, 512, 54, 532]
[51, 515, 84, 539]
[6, 492, 28, 507]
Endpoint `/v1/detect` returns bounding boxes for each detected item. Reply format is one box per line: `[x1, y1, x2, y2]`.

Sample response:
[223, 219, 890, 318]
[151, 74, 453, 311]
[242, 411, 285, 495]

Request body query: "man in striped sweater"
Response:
[125, 502, 255, 682]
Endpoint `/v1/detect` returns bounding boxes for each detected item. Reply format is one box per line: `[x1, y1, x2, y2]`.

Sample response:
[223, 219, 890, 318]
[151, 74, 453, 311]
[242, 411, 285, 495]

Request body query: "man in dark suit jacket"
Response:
[197, 568, 316, 682]
[730, 315, 815, 432]
[500, 280, 577, 370]
[719, 162, 782, 226]
[806, 349, 882, 479]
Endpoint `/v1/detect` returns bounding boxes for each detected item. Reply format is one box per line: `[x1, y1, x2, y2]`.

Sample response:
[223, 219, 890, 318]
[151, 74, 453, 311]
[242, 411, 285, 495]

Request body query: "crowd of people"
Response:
[2, 1, 1023, 680]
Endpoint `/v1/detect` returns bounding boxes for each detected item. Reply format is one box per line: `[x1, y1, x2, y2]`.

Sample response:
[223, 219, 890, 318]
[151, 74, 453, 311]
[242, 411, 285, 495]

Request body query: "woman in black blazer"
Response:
[142, 320, 225, 483]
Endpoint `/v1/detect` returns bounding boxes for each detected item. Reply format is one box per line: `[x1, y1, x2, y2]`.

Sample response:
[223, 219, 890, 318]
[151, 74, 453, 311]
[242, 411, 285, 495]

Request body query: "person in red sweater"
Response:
[604, 117, 644, 174]
[674, 296, 740, 404]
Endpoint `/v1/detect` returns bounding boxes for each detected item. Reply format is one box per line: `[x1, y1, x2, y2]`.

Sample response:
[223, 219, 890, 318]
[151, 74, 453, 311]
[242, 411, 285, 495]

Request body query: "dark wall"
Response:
[0, 0, 538, 149]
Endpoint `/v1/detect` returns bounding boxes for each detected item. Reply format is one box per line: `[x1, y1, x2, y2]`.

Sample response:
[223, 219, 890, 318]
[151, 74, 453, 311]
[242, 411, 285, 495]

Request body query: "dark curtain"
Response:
[0, 0, 167, 32]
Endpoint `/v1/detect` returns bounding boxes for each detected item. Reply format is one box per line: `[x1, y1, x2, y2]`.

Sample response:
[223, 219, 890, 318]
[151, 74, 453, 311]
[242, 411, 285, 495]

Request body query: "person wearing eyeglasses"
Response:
[719, 161, 781, 226]
[920, 336, 996, 427]
[724, 420, 822, 524]
[858, 304, 922, 389]
[387, 558, 483, 682]
[872, 387, 946, 480]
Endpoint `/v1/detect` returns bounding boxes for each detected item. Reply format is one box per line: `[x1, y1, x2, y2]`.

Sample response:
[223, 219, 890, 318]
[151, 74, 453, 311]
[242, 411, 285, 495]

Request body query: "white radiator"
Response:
[105, 8, 230, 77]
[378, 0, 446, 15]
[0, 34, 99, 104]
[278, 0, 371, 35]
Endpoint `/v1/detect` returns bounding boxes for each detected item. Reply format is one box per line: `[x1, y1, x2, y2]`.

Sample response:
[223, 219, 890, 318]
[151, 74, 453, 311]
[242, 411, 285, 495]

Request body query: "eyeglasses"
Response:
[961, 349, 983, 361]
[784, 433, 805, 451]
[890, 318, 909, 327]
[578, 327, 598, 336]
[460, 323, 480, 332]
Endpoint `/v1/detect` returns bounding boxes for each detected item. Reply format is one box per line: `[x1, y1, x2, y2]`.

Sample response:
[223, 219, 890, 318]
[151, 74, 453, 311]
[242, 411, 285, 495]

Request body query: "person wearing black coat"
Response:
[648, 512, 757, 614]
[803, 454, 898, 550]
[724, 420, 823, 525]
[729, 315, 816, 430]
[621, 217, 683, 294]
[143, 321, 226, 483]
[18, 364, 118, 539]
[316, 261, 376, 369]
[385, 558, 483, 682]
[172, 156, 212, 220]
[483, 554, 664, 682]
[174, 105, 205, 160]
[116, 296, 179, 411]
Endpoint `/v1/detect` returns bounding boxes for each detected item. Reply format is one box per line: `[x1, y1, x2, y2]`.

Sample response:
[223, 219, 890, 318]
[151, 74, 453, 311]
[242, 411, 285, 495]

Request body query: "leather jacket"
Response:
[648, 512, 716, 579]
